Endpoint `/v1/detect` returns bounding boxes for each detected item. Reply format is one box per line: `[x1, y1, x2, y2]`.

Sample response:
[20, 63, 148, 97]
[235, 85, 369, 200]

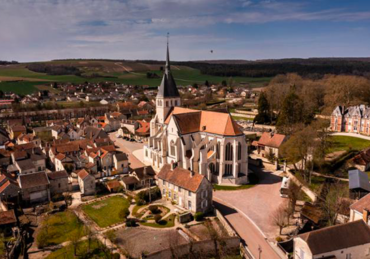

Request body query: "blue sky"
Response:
[1, 0, 370, 62]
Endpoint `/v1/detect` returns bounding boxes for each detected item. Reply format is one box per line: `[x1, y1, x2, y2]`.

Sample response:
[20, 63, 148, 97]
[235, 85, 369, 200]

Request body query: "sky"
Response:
[1, 0, 370, 62]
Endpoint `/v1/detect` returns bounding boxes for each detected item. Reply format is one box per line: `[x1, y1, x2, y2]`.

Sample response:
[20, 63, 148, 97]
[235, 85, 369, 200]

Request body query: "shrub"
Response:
[119, 208, 130, 219]
[148, 205, 159, 214]
[126, 218, 137, 227]
[154, 214, 162, 223]
[276, 236, 283, 242]
[135, 198, 145, 206]
[136, 187, 162, 203]
[194, 212, 204, 222]
[36, 229, 48, 248]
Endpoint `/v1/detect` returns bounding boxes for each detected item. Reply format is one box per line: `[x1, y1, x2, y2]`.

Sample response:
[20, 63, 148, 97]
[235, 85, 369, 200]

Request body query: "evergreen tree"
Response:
[276, 87, 304, 132]
[254, 91, 271, 124]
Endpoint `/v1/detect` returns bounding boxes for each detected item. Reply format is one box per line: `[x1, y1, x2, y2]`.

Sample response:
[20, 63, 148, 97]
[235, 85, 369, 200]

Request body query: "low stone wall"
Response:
[215, 208, 237, 237]
[142, 237, 240, 259]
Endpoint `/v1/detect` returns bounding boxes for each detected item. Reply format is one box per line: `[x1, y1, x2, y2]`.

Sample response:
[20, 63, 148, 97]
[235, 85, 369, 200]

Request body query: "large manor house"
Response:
[331, 105, 370, 135]
[144, 44, 249, 185]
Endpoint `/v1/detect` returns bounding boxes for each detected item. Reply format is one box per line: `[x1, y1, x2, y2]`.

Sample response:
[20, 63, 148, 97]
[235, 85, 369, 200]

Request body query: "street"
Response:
[109, 132, 146, 169]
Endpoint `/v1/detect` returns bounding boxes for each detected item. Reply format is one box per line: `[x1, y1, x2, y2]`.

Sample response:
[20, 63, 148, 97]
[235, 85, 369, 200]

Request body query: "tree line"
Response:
[27, 63, 81, 76]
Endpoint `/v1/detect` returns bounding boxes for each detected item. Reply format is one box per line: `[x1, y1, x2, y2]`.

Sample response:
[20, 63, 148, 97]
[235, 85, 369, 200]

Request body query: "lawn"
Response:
[213, 184, 255, 191]
[132, 204, 146, 218]
[326, 136, 370, 154]
[82, 196, 130, 228]
[231, 115, 254, 122]
[46, 239, 115, 259]
[141, 213, 177, 228]
[37, 211, 83, 247]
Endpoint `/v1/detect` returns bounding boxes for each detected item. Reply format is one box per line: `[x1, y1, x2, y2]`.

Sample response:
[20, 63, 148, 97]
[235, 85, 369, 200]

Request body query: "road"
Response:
[214, 165, 286, 258]
[214, 200, 282, 259]
[109, 132, 145, 169]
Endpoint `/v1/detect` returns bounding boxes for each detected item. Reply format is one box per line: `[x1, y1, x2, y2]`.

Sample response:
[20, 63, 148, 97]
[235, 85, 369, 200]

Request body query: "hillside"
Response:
[0, 60, 271, 95]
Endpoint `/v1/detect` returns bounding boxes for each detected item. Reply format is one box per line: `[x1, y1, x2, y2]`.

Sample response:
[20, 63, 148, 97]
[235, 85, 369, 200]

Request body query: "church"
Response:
[143, 43, 249, 185]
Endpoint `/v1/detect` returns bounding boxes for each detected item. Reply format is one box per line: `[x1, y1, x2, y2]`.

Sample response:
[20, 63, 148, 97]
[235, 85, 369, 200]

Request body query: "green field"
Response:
[82, 196, 130, 228]
[37, 211, 84, 248]
[46, 239, 114, 259]
[326, 136, 370, 154]
[0, 81, 46, 95]
[0, 62, 272, 94]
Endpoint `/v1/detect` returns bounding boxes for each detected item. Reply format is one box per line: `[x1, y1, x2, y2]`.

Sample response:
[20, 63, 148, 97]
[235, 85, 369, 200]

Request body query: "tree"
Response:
[320, 183, 348, 226]
[254, 91, 271, 124]
[205, 80, 209, 87]
[273, 204, 289, 235]
[221, 80, 227, 87]
[276, 87, 304, 134]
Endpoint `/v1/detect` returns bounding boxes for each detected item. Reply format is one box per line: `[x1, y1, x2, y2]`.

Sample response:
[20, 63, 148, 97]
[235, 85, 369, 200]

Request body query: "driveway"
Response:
[109, 132, 146, 169]
[213, 165, 286, 239]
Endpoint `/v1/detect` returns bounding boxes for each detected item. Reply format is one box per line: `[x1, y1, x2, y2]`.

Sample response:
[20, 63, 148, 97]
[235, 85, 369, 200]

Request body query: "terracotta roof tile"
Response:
[157, 164, 206, 193]
[77, 169, 91, 180]
[0, 210, 17, 225]
[166, 107, 242, 136]
[257, 132, 287, 148]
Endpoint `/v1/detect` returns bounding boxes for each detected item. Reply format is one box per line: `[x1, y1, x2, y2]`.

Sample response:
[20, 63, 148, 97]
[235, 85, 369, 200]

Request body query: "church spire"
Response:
[157, 34, 180, 98]
[166, 32, 170, 71]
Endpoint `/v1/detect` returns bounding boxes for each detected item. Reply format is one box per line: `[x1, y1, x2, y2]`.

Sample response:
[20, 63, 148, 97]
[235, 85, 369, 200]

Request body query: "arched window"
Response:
[238, 142, 242, 160]
[166, 101, 169, 107]
[170, 140, 176, 156]
[225, 143, 233, 161]
[209, 163, 218, 175]
[224, 164, 233, 176]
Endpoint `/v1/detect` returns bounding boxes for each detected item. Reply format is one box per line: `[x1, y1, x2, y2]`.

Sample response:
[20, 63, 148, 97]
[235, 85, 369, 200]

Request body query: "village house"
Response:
[293, 220, 370, 259]
[77, 169, 96, 196]
[18, 172, 50, 204]
[252, 132, 287, 159]
[0, 175, 20, 201]
[113, 152, 129, 174]
[157, 164, 213, 213]
[0, 210, 18, 238]
[16, 133, 41, 147]
[47, 171, 70, 196]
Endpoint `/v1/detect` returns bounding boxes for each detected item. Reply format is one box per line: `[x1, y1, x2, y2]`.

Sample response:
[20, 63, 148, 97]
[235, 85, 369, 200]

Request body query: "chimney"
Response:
[363, 209, 369, 223]
[189, 170, 194, 178]
[170, 161, 176, 170]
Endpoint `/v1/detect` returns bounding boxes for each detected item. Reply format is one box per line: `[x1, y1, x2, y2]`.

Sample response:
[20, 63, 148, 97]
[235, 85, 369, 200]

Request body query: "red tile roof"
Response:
[165, 107, 242, 136]
[257, 132, 287, 148]
[157, 164, 207, 193]
[77, 169, 90, 180]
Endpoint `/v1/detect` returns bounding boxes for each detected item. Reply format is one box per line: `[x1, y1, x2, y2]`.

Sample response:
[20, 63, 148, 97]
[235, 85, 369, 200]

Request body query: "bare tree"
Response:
[320, 183, 348, 226]
[273, 204, 289, 235]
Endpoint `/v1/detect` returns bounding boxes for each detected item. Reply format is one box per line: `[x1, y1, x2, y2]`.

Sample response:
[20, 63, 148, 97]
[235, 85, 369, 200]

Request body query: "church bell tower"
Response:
[155, 34, 181, 124]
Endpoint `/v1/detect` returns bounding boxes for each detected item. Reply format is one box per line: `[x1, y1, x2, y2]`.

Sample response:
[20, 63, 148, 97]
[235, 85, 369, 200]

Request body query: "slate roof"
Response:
[298, 220, 370, 255]
[349, 169, 370, 191]
[16, 159, 36, 171]
[157, 164, 207, 193]
[121, 176, 139, 185]
[19, 171, 49, 189]
[115, 152, 128, 162]
[157, 44, 180, 98]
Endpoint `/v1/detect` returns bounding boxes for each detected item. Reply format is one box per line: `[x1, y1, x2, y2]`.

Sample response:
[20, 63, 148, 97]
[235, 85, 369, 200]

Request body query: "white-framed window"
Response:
[169, 191, 171, 198]
[188, 191, 192, 197]
[188, 200, 192, 210]
[162, 188, 166, 195]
